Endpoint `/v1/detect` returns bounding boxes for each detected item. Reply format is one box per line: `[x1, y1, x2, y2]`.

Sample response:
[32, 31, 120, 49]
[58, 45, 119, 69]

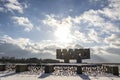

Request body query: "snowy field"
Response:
[0, 71, 120, 80]
[0, 73, 120, 80]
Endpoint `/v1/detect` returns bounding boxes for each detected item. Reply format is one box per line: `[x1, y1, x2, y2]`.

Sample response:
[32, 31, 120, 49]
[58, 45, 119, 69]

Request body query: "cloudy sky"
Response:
[0, 0, 120, 63]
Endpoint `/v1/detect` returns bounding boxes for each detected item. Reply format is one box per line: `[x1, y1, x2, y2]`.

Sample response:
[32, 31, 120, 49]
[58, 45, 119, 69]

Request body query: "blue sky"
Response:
[0, 0, 120, 63]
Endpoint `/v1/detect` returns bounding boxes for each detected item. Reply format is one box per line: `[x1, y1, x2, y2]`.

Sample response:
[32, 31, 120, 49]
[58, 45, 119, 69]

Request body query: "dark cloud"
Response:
[105, 47, 120, 55]
[0, 42, 55, 59]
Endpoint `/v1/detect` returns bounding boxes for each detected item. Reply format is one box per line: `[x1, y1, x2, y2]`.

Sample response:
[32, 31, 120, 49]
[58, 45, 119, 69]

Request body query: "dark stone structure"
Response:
[77, 66, 82, 74]
[44, 65, 54, 73]
[56, 49, 90, 63]
[0, 65, 6, 71]
[16, 64, 28, 73]
[104, 65, 119, 76]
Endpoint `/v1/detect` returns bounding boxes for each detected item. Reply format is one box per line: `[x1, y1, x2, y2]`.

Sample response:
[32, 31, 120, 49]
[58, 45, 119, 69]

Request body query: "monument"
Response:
[56, 48, 90, 63]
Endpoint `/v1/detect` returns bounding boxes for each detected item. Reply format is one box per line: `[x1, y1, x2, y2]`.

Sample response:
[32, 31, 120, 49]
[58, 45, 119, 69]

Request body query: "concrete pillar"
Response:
[104, 65, 119, 76]
[0, 65, 6, 71]
[112, 66, 119, 76]
[77, 59, 82, 63]
[77, 66, 82, 74]
[105, 66, 111, 73]
[44, 65, 54, 73]
[64, 59, 69, 63]
[16, 65, 28, 73]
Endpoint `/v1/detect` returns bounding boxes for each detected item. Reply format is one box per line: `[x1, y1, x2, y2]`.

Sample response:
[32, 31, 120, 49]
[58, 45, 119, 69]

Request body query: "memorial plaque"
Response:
[56, 48, 90, 59]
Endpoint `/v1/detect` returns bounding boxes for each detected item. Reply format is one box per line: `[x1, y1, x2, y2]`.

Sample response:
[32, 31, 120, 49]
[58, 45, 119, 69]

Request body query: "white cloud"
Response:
[0, 35, 81, 59]
[73, 30, 92, 43]
[91, 46, 109, 55]
[89, 45, 120, 63]
[91, 33, 120, 60]
[74, 9, 119, 33]
[0, 35, 84, 58]
[5, 0, 23, 13]
[79, 9, 104, 26]
[42, 14, 103, 44]
[12, 16, 33, 32]
[89, 0, 120, 20]
[1, 35, 78, 54]
[43, 15, 74, 43]
[42, 0, 120, 43]
[2, 0, 27, 13]
[73, 0, 120, 34]
[37, 0, 120, 62]
[1, 35, 120, 62]
[1, 35, 52, 55]
[43, 15, 73, 28]
[2, 35, 31, 49]
[100, 0, 120, 20]
[88, 29, 100, 43]
[104, 34, 120, 48]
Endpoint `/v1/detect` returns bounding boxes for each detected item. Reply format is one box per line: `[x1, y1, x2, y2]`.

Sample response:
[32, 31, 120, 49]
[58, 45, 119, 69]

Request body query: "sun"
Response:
[54, 26, 72, 43]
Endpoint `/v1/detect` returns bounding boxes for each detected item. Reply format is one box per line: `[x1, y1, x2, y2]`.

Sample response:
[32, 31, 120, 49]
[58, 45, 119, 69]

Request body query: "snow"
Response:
[0, 74, 120, 80]
[0, 71, 120, 80]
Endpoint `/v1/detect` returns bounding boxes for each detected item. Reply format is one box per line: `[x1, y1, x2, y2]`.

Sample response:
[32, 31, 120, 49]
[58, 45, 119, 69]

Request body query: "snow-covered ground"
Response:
[0, 71, 120, 80]
[0, 73, 120, 80]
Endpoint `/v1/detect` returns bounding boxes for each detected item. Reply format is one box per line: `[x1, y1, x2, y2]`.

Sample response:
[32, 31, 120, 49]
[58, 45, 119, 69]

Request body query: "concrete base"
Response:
[112, 66, 119, 76]
[16, 65, 28, 73]
[64, 59, 69, 63]
[105, 65, 119, 76]
[77, 66, 82, 74]
[0, 65, 6, 71]
[77, 59, 82, 63]
[45, 65, 54, 73]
